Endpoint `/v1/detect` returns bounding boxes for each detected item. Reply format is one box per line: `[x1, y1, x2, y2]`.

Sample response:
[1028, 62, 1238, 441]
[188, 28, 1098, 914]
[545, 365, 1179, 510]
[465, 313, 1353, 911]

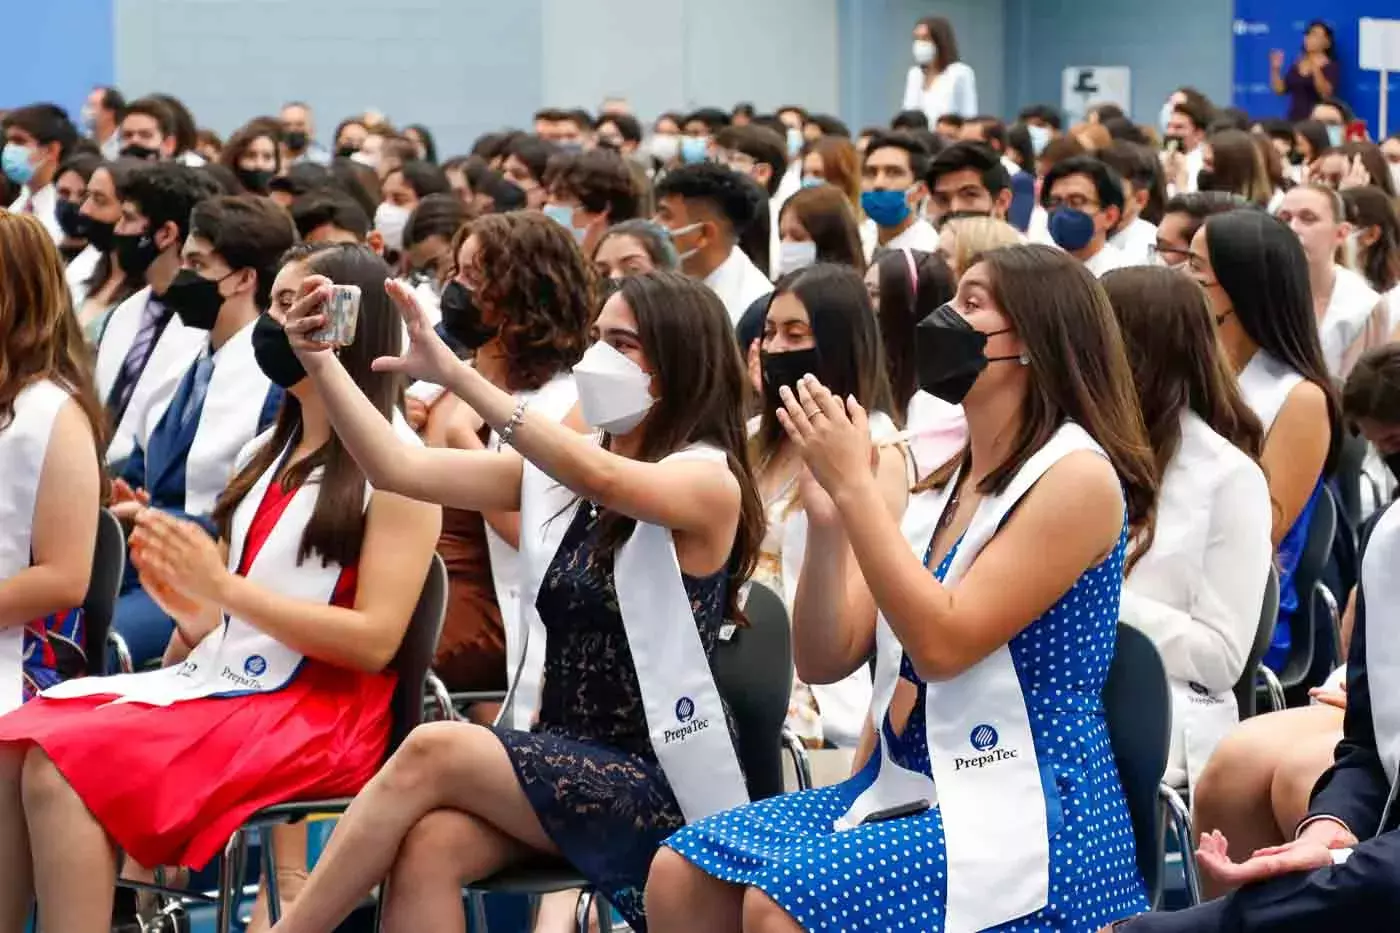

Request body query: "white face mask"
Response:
[1390, 163, 1400, 194]
[912, 40, 936, 66]
[573, 340, 656, 435]
[650, 134, 680, 163]
[374, 202, 411, 252]
[777, 240, 818, 276]
[1344, 229, 1362, 271]
[1027, 124, 1052, 157]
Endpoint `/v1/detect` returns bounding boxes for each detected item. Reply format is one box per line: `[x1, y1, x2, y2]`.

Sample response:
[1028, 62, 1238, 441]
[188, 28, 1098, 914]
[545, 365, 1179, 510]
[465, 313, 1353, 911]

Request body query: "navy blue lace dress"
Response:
[491, 506, 731, 930]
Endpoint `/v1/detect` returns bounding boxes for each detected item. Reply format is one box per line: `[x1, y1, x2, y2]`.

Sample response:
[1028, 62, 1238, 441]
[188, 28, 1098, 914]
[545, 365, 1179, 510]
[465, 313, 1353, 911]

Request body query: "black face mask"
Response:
[914, 303, 1020, 405]
[285, 130, 309, 153]
[439, 281, 497, 350]
[164, 268, 234, 330]
[55, 199, 87, 240]
[120, 143, 161, 162]
[1195, 170, 1221, 193]
[336, 144, 359, 159]
[59, 243, 86, 263]
[83, 216, 116, 253]
[113, 231, 162, 280]
[1288, 150, 1305, 167]
[251, 313, 306, 388]
[235, 167, 275, 194]
[760, 346, 823, 418]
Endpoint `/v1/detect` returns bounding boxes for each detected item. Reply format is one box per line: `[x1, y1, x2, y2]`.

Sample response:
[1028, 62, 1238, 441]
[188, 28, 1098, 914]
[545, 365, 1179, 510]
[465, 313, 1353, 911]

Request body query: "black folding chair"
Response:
[1238, 567, 1283, 719]
[83, 508, 126, 676]
[460, 581, 806, 933]
[125, 554, 448, 931]
[1280, 487, 1340, 702]
[1104, 623, 1201, 908]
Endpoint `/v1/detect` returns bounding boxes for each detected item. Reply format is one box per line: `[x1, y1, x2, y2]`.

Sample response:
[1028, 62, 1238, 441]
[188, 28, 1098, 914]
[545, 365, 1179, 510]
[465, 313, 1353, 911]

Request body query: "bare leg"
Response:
[534, 890, 604, 933]
[22, 748, 117, 933]
[246, 823, 310, 933]
[382, 809, 534, 933]
[741, 886, 804, 933]
[0, 747, 31, 933]
[1269, 708, 1345, 837]
[270, 722, 558, 933]
[644, 848, 744, 933]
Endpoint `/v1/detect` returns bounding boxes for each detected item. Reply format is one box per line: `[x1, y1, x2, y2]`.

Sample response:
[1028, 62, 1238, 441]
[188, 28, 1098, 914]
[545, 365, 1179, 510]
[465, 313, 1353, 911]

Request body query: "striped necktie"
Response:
[180, 352, 215, 428]
[108, 298, 167, 420]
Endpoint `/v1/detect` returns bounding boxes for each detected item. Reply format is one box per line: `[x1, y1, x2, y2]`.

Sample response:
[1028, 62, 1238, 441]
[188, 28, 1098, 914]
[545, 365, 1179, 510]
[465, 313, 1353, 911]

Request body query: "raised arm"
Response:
[782, 376, 1123, 682]
[137, 488, 442, 673]
[0, 400, 99, 629]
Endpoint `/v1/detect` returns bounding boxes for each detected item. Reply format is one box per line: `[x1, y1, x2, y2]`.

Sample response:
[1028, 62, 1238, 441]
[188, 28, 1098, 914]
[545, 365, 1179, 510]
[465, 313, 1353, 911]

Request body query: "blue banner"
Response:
[1234, 2, 1400, 135]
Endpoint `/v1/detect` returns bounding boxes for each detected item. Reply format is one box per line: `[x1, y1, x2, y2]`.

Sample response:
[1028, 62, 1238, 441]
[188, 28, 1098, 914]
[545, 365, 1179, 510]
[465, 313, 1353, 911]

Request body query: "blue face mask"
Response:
[1027, 124, 1052, 157]
[862, 188, 913, 228]
[1, 143, 36, 186]
[786, 127, 804, 159]
[680, 136, 709, 164]
[1047, 207, 1097, 252]
[801, 176, 825, 189]
[543, 203, 588, 244]
[1326, 124, 1344, 147]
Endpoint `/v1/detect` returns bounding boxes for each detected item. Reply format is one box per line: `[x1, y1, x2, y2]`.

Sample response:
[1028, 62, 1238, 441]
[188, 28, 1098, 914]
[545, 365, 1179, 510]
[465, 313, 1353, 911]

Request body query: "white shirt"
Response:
[1185, 146, 1205, 193]
[1386, 284, 1400, 333]
[8, 184, 62, 244]
[878, 218, 940, 253]
[65, 244, 102, 308]
[1026, 206, 1053, 246]
[1110, 217, 1158, 265]
[902, 62, 978, 123]
[704, 246, 773, 325]
[1320, 265, 1384, 378]
[100, 134, 122, 161]
[1123, 411, 1272, 692]
[1083, 240, 1133, 277]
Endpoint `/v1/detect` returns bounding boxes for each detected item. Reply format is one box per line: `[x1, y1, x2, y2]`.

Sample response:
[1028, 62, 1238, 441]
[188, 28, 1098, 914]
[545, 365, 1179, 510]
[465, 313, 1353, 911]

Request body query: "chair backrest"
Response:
[1333, 432, 1368, 533]
[385, 554, 448, 753]
[1103, 623, 1171, 907]
[1233, 566, 1279, 719]
[1283, 487, 1338, 685]
[712, 582, 795, 802]
[82, 509, 126, 675]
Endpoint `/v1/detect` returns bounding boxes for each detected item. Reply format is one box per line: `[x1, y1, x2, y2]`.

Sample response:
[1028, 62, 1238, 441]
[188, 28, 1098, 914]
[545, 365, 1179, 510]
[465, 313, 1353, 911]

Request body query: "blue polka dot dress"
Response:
[664, 528, 1148, 931]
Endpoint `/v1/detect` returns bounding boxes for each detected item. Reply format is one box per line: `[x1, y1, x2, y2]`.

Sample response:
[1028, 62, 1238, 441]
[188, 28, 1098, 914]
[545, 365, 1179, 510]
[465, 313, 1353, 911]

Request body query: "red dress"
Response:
[0, 481, 397, 869]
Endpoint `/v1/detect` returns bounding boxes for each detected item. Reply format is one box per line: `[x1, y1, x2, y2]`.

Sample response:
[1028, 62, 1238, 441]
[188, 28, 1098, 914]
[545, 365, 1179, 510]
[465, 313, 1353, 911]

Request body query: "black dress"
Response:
[491, 506, 731, 931]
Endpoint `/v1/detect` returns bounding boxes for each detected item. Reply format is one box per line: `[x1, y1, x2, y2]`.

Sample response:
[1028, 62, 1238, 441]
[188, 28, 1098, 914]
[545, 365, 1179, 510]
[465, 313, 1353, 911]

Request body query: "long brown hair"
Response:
[806, 137, 862, 214]
[1101, 266, 1264, 478]
[0, 211, 108, 494]
[870, 248, 955, 425]
[779, 184, 865, 271]
[599, 271, 764, 621]
[457, 212, 593, 392]
[915, 16, 961, 72]
[211, 244, 403, 567]
[935, 245, 1158, 561]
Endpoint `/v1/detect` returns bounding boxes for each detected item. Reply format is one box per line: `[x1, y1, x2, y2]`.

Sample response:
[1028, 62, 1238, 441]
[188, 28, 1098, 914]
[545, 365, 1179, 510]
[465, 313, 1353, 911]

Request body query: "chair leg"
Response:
[781, 728, 814, 791]
[1158, 784, 1202, 906]
[216, 829, 249, 933]
[575, 889, 596, 933]
[260, 824, 282, 924]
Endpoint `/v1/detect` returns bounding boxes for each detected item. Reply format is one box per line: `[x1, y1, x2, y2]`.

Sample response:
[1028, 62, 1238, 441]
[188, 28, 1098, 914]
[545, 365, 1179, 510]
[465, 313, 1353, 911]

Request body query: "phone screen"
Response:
[1346, 120, 1368, 143]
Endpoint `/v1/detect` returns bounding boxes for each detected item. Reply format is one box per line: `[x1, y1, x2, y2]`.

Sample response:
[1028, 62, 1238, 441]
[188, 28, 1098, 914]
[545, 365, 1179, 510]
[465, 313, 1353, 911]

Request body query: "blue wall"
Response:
[0, 0, 115, 122]
[1003, 0, 1234, 124]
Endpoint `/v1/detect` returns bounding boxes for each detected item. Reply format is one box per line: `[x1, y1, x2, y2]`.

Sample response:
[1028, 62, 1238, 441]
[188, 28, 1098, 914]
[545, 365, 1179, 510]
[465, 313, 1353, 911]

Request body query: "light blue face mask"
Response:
[680, 135, 709, 164]
[1326, 124, 1344, 148]
[786, 127, 804, 159]
[1026, 124, 1052, 158]
[1, 143, 36, 186]
[801, 176, 825, 189]
[543, 203, 588, 244]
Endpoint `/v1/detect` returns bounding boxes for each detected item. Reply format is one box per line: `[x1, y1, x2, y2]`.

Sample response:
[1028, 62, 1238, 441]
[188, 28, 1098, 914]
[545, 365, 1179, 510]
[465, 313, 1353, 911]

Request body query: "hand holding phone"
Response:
[308, 284, 362, 347]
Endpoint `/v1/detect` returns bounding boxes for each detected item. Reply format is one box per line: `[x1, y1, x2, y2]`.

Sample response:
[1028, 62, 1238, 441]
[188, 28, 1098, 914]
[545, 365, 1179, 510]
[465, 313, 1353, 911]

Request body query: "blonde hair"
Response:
[943, 216, 1024, 279]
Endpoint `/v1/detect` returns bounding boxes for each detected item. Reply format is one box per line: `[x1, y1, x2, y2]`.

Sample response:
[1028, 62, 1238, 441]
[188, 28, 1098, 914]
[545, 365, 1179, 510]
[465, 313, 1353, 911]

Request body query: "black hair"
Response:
[470, 131, 514, 162]
[1171, 99, 1212, 134]
[863, 130, 932, 180]
[404, 192, 467, 250]
[404, 124, 438, 163]
[735, 173, 771, 275]
[1017, 104, 1063, 131]
[1204, 210, 1341, 473]
[1209, 107, 1252, 133]
[188, 195, 297, 308]
[597, 112, 643, 145]
[715, 125, 788, 197]
[970, 115, 1008, 151]
[1040, 155, 1125, 211]
[775, 105, 808, 123]
[389, 160, 451, 200]
[57, 151, 102, 185]
[1305, 19, 1336, 59]
[684, 108, 731, 134]
[1315, 97, 1354, 122]
[505, 135, 557, 183]
[120, 96, 176, 139]
[1102, 116, 1148, 146]
[926, 142, 1011, 195]
[870, 248, 955, 423]
[732, 102, 756, 120]
[806, 113, 852, 139]
[98, 87, 126, 114]
[117, 161, 219, 241]
[1098, 141, 1165, 225]
[2, 104, 79, 159]
[329, 156, 381, 218]
[475, 170, 529, 212]
[1088, 103, 1126, 123]
[1161, 190, 1252, 245]
[936, 114, 967, 131]
[544, 148, 641, 219]
[199, 164, 244, 195]
[1006, 122, 1035, 171]
[268, 161, 332, 199]
[1294, 120, 1333, 162]
[891, 110, 930, 131]
[596, 219, 680, 270]
[290, 187, 371, 241]
[150, 94, 199, 155]
[654, 162, 762, 236]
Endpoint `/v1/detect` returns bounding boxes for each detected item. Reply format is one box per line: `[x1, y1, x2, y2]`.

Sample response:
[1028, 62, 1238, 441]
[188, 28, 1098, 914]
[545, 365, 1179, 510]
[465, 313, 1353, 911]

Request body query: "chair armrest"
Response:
[1256, 666, 1286, 716]
[424, 671, 457, 721]
[108, 630, 135, 675]
[1158, 783, 1202, 906]
[782, 727, 814, 791]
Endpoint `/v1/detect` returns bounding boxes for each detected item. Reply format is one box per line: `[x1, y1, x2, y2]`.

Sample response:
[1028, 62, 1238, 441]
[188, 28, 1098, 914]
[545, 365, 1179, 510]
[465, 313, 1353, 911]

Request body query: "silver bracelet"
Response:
[498, 400, 527, 448]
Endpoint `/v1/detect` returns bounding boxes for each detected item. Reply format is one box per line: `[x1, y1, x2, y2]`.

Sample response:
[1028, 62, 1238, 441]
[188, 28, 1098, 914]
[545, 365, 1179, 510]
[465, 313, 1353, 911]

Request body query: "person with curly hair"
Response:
[410, 212, 593, 712]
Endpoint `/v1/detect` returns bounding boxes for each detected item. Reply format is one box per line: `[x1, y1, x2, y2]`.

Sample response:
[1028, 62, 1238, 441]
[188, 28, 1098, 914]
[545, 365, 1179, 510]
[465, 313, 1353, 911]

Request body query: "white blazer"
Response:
[1123, 411, 1273, 787]
[1320, 265, 1383, 378]
[902, 62, 978, 123]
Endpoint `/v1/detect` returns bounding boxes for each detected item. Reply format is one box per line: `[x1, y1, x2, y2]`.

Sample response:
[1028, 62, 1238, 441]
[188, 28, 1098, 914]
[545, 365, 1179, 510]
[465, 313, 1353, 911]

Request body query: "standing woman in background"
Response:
[1270, 20, 1340, 123]
[902, 16, 978, 127]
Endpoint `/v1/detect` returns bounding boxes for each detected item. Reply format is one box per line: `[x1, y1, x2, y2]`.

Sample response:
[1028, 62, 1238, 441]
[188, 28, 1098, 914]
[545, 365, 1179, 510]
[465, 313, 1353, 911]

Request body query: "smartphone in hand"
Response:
[309, 284, 362, 347]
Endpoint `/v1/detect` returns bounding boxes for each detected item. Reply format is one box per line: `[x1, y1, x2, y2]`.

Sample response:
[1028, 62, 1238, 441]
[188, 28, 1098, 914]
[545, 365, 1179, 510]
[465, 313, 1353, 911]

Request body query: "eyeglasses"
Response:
[1045, 194, 1100, 212]
[1147, 243, 1191, 267]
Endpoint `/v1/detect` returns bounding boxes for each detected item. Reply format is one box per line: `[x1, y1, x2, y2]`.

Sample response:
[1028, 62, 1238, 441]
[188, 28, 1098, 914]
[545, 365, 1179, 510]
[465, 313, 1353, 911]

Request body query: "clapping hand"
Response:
[130, 512, 223, 644]
[777, 375, 874, 503]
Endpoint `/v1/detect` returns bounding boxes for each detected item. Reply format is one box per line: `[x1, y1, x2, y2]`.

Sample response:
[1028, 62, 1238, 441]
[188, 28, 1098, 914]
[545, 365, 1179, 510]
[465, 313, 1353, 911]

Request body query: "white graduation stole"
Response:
[486, 373, 578, 721]
[507, 442, 749, 823]
[44, 442, 361, 707]
[838, 422, 1106, 933]
[1238, 350, 1304, 436]
[0, 381, 71, 714]
[1363, 502, 1400, 809]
